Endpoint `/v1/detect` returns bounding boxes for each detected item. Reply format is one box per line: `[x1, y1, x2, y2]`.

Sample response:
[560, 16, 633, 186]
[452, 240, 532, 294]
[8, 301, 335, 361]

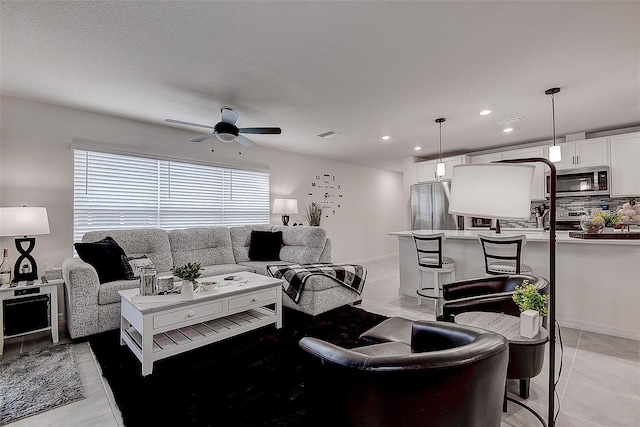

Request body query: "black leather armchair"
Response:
[299, 321, 508, 427]
[437, 274, 549, 324]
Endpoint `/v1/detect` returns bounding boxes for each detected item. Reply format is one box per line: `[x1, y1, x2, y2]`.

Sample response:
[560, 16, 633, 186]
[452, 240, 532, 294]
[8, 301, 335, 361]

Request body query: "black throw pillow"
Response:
[248, 230, 283, 261]
[75, 237, 127, 284]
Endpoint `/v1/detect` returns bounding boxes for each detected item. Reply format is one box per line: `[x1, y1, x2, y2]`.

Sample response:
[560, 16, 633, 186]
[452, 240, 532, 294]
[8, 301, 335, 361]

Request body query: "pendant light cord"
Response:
[551, 93, 556, 146]
[439, 121, 443, 162]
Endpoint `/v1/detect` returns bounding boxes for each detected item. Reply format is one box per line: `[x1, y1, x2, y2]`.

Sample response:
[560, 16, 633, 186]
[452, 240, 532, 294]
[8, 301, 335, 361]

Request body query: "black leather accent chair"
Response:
[437, 274, 549, 324]
[437, 274, 549, 399]
[299, 321, 508, 427]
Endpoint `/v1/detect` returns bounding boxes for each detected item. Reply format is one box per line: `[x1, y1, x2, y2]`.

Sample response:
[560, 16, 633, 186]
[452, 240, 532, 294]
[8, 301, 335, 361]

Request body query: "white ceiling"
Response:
[2, 1, 639, 172]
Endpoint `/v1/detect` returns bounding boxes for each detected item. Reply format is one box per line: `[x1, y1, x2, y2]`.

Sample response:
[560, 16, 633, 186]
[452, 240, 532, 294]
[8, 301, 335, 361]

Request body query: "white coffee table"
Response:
[118, 272, 283, 376]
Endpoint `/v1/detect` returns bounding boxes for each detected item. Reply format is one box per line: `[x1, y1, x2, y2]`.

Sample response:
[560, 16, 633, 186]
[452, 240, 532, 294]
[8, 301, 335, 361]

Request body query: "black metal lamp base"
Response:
[281, 214, 290, 226]
[13, 237, 39, 282]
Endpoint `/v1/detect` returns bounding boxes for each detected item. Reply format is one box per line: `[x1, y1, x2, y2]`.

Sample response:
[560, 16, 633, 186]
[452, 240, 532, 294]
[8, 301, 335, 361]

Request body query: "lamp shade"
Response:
[272, 199, 298, 215]
[449, 164, 535, 220]
[0, 207, 50, 237]
[548, 145, 562, 163]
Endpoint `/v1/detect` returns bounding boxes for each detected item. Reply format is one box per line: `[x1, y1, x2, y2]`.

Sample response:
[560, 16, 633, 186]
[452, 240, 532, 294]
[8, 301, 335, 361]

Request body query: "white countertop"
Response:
[389, 229, 640, 245]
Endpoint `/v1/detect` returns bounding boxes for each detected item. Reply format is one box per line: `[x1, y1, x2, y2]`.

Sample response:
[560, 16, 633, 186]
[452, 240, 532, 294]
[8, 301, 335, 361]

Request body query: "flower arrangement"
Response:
[617, 198, 640, 223]
[512, 280, 549, 317]
[172, 262, 203, 284]
[305, 203, 324, 226]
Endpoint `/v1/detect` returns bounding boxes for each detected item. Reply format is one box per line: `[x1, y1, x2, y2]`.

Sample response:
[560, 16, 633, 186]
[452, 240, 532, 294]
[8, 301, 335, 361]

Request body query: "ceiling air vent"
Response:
[317, 131, 339, 138]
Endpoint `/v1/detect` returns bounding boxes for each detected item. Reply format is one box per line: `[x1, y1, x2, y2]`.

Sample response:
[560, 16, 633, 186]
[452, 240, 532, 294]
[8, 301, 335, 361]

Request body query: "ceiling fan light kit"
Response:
[166, 108, 281, 150]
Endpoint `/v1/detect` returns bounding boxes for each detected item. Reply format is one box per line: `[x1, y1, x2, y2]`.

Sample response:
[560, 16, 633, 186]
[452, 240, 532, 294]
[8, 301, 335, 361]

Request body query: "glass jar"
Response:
[139, 266, 158, 296]
[580, 212, 605, 234]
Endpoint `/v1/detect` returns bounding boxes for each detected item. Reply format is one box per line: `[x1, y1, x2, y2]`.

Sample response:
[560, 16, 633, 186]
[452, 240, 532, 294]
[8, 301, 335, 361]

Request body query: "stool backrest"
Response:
[478, 233, 527, 275]
[413, 232, 446, 269]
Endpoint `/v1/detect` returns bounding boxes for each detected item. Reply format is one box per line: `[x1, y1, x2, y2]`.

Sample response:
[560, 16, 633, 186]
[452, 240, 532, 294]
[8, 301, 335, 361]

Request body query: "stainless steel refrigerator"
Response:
[410, 181, 459, 230]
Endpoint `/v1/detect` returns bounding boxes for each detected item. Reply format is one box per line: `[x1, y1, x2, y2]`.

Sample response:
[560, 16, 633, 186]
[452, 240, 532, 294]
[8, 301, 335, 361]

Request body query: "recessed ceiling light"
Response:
[414, 146, 422, 151]
[479, 110, 492, 116]
[381, 135, 391, 140]
[503, 128, 514, 133]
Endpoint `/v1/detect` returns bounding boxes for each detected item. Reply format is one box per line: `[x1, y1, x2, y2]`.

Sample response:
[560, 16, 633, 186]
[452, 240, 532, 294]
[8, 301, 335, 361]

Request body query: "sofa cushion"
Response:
[98, 278, 139, 305]
[273, 226, 327, 264]
[83, 229, 173, 273]
[121, 254, 155, 279]
[248, 230, 283, 261]
[200, 264, 254, 278]
[230, 225, 274, 263]
[75, 237, 127, 284]
[169, 227, 235, 267]
[237, 261, 290, 277]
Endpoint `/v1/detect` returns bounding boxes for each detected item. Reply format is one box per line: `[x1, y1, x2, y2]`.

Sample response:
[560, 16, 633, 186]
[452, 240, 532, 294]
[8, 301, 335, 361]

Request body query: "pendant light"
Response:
[436, 118, 446, 177]
[546, 88, 561, 163]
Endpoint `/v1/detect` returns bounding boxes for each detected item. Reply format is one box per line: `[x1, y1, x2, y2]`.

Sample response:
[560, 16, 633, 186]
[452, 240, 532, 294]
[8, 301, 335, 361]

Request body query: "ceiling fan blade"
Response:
[190, 133, 214, 143]
[165, 119, 215, 129]
[239, 127, 282, 135]
[221, 108, 239, 125]
[238, 135, 256, 147]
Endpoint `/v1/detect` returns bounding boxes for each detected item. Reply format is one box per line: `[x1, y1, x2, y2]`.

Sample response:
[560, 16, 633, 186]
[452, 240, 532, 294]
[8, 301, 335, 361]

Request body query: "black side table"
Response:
[454, 311, 548, 413]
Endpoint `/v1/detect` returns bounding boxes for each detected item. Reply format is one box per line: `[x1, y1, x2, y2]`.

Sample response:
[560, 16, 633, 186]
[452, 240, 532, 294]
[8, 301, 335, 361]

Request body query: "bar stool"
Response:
[478, 233, 532, 276]
[412, 232, 456, 305]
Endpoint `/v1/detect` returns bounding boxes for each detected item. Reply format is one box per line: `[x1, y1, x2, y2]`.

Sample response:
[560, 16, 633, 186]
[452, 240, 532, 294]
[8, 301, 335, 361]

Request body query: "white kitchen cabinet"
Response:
[546, 137, 609, 170]
[470, 152, 502, 164]
[610, 132, 640, 197]
[500, 146, 546, 200]
[416, 155, 469, 182]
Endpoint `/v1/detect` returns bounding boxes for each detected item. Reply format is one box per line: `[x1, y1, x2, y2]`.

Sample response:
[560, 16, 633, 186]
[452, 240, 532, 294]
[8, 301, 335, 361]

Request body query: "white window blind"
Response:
[73, 150, 269, 242]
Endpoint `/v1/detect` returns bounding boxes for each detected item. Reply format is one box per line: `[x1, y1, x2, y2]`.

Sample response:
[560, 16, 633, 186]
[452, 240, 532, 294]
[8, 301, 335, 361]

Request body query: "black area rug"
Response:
[89, 305, 387, 427]
[0, 344, 84, 424]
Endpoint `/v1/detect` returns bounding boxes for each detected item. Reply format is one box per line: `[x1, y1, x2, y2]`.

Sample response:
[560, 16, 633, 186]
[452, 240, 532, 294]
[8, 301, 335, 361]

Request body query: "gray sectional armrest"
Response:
[319, 238, 332, 263]
[62, 257, 101, 339]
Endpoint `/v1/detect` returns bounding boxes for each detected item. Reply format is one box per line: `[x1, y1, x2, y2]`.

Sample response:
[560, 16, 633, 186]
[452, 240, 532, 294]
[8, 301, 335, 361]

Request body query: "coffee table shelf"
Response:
[124, 307, 275, 354]
[119, 273, 283, 375]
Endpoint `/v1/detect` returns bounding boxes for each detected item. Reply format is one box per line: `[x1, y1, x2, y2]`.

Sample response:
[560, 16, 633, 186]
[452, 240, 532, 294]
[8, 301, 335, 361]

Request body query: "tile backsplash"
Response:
[500, 196, 637, 228]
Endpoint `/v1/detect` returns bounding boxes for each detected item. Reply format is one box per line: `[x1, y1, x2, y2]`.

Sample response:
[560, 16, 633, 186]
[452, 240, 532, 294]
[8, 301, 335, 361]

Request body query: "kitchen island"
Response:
[390, 229, 640, 340]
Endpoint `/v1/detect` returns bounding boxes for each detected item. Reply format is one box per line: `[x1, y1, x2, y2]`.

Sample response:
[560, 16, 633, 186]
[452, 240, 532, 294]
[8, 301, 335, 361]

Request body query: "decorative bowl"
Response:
[580, 215, 605, 234]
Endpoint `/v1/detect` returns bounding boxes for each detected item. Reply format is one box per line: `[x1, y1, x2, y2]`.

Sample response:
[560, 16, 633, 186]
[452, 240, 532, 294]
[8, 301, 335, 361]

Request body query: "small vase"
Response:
[520, 310, 540, 338]
[181, 281, 194, 297]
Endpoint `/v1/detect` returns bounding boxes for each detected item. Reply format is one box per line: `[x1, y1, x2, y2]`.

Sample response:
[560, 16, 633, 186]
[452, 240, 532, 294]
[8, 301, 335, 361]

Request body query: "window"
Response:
[73, 150, 269, 242]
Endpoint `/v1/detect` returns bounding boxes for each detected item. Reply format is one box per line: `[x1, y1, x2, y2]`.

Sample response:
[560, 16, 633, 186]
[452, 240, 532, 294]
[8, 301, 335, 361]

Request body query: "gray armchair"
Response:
[299, 321, 508, 427]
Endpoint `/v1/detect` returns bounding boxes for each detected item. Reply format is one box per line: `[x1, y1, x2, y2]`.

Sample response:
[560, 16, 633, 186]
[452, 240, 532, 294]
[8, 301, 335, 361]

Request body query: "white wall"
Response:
[0, 96, 407, 273]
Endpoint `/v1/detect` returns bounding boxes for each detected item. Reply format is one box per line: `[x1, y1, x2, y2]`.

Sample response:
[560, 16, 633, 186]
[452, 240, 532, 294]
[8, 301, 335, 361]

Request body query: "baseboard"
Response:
[346, 253, 398, 265]
[557, 317, 640, 341]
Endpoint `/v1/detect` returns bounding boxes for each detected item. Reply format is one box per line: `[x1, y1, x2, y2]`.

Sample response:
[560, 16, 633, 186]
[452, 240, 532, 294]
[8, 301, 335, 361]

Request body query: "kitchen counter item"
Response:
[569, 231, 640, 240]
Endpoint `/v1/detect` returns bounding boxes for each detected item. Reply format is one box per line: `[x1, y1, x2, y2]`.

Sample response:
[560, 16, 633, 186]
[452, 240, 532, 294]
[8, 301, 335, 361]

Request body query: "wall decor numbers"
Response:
[309, 173, 344, 217]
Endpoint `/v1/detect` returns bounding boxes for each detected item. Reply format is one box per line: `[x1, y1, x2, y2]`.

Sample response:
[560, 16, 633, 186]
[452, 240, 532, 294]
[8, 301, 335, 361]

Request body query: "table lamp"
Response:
[272, 199, 298, 226]
[449, 161, 558, 427]
[0, 206, 50, 282]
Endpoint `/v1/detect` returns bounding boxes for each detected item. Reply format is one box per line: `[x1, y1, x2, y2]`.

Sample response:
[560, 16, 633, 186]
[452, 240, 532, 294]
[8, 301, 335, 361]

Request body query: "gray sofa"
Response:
[62, 225, 358, 339]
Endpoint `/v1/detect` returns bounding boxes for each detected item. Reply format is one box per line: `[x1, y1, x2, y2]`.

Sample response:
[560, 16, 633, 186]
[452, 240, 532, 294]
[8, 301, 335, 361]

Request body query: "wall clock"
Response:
[308, 173, 344, 218]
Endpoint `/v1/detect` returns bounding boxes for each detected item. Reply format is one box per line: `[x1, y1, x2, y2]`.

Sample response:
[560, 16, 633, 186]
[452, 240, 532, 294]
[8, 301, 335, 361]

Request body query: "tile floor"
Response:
[2, 255, 639, 426]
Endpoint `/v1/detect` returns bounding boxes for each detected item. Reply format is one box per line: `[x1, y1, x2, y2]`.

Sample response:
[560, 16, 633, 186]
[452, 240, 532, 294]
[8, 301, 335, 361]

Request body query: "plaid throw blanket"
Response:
[267, 263, 367, 304]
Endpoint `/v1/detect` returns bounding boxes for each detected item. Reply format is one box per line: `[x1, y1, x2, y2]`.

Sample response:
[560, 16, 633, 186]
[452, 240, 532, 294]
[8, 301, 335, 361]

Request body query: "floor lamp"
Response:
[449, 161, 557, 427]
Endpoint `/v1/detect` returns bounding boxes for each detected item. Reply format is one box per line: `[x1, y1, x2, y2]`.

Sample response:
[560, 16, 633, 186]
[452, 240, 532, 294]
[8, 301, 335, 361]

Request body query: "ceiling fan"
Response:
[165, 108, 281, 147]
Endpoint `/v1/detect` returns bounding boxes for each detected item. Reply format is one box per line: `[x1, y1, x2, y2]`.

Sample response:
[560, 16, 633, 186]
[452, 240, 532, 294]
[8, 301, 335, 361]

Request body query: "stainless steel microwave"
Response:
[546, 167, 609, 197]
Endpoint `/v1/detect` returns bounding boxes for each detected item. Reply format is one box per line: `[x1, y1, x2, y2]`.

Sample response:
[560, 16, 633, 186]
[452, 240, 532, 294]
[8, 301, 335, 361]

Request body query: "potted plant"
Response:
[172, 262, 203, 296]
[305, 202, 324, 226]
[512, 280, 549, 337]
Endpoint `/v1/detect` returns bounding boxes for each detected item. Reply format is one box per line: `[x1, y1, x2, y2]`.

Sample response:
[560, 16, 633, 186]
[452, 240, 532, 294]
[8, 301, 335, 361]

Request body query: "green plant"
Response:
[305, 203, 324, 226]
[594, 209, 621, 227]
[172, 262, 203, 284]
[512, 280, 549, 317]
